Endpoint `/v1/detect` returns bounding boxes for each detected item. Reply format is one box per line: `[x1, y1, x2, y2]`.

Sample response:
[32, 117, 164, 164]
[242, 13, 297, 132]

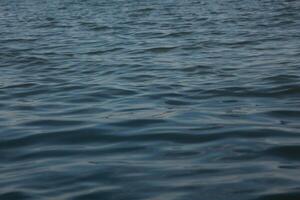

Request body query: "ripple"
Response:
[264, 145, 300, 161]
[256, 191, 300, 200]
[143, 46, 178, 53]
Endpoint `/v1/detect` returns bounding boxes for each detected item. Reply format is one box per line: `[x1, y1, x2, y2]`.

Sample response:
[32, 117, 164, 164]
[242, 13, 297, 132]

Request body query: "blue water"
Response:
[1, 0, 300, 199]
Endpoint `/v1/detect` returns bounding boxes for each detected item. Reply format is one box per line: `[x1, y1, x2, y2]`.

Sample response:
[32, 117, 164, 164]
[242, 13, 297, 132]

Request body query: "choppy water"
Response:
[1, 0, 300, 199]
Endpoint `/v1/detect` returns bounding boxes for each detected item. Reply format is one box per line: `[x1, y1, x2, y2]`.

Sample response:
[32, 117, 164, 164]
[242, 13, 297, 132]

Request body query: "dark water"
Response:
[1, 0, 300, 199]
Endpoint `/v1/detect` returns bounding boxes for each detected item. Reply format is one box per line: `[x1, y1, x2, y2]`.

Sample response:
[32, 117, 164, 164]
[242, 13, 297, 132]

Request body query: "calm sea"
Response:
[1, 0, 300, 199]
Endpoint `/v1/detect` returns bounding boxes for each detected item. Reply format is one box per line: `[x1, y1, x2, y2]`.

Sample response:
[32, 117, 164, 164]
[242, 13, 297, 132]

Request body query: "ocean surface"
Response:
[1, 0, 300, 199]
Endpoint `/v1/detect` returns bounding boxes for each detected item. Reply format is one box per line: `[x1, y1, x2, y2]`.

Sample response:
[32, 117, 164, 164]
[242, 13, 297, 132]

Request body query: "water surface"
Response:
[1, 0, 300, 199]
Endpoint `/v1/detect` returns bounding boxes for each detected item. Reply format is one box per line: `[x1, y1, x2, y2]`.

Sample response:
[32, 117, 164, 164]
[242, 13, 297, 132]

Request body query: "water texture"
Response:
[1, 0, 300, 199]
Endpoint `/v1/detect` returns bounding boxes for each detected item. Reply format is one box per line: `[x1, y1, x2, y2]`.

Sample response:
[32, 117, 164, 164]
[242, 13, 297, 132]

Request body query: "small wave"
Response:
[264, 145, 300, 161]
[143, 46, 178, 53]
